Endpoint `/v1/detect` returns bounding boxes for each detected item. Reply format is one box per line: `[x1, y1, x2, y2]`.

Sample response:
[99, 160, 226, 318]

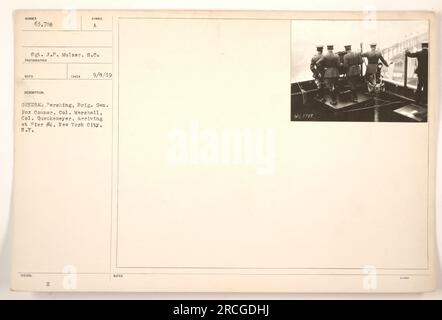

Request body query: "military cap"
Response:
[316, 44, 324, 50]
[344, 44, 352, 50]
[370, 42, 377, 47]
[326, 44, 334, 50]
[422, 41, 429, 49]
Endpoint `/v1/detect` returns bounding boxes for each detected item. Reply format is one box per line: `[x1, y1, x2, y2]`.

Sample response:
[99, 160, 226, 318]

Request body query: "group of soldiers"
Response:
[310, 41, 428, 105]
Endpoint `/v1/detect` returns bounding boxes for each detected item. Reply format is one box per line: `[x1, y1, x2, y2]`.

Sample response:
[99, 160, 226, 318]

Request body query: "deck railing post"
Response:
[404, 54, 408, 88]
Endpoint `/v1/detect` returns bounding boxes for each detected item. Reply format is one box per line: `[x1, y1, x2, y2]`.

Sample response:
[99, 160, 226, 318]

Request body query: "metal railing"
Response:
[380, 32, 428, 89]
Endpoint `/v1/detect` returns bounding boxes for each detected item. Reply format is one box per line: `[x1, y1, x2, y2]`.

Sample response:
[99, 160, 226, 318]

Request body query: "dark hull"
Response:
[291, 78, 427, 122]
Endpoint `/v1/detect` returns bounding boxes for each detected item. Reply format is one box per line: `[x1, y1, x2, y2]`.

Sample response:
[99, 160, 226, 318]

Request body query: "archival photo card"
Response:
[11, 10, 437, 293]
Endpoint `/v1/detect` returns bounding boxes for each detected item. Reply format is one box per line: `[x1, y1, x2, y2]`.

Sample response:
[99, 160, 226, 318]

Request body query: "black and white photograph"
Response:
[291, 20, 429, 122]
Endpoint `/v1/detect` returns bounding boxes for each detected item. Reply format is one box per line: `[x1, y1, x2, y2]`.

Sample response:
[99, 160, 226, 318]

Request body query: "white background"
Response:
[0, 0, 441, 299]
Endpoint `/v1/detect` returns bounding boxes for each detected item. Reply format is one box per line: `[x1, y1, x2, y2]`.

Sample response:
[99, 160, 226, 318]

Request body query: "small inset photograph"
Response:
[291, 20, 429, 122]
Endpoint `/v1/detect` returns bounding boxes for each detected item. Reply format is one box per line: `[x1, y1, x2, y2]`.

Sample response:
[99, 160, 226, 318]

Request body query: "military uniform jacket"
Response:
[406, 49, 428, 77]
[310, 53, 324, 78]
[362, 50, 388, 74]
[317, 52, 340, 78]
[343, 51, 362, 77]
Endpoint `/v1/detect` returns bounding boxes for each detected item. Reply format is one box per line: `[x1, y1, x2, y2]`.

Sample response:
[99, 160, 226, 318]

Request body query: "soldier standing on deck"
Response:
[310, 45, 325, 102]
[362, 42, 389, 93]
[405, 41, 428, 105]
[343, 44, 362, 102]
[317, 44, 340, 105]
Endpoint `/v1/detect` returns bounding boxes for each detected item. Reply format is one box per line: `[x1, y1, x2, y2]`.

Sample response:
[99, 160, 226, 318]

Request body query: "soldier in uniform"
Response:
[310, 45, 325, 102]
[405, 41, 428, 105]
[343, 44, 362, 102]
[362, 42, 389, 92]
[317, 44, 340, 105]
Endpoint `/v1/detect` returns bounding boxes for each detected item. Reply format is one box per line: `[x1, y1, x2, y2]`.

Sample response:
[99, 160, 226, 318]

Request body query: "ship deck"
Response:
[291, 79, 427, 122]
